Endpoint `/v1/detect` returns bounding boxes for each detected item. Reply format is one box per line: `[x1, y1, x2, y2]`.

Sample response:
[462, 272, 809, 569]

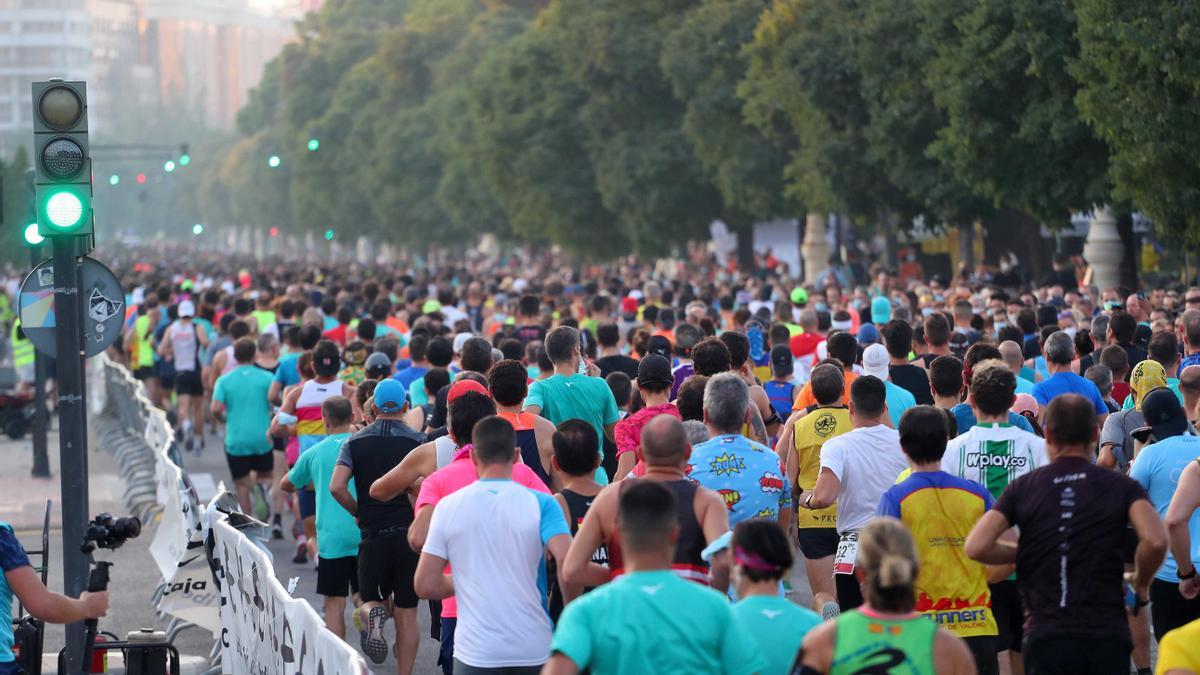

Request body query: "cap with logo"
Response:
[646, 335, 672, 360]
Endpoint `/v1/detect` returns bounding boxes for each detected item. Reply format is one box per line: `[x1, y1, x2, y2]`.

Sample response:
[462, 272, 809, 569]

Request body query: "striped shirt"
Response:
[295, 379, 342, 456]
[942, 422, 1048, 500]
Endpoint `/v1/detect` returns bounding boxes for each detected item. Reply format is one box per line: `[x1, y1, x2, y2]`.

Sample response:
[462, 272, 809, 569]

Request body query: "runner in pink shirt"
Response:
[613, 355, 681, 479]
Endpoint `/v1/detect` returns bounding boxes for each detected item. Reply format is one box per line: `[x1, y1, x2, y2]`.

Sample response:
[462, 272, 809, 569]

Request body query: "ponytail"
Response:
[858, 518, 919, 613]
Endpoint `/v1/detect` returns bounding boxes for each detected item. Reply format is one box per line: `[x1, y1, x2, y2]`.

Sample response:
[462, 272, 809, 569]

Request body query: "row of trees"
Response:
[193, 0, 1200, 261]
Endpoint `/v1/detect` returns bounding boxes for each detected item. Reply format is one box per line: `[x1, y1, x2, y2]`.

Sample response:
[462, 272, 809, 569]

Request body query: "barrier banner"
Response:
[148, 462, 188, 581]
[156, 480, 219, 634]
[211, 518, 368, 675]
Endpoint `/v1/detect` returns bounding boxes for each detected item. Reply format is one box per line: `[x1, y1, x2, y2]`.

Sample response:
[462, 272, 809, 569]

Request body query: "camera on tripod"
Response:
[81, 513, 141, 554]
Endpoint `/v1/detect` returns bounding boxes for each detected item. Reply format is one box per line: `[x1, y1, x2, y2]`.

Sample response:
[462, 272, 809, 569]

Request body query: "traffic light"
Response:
[108, 174, 119, 186]
[21, 170, 40, 247]
[32, 81, 91, 237]
[136, 173, 146, 185]
[179, 144, 191, 167]
[307, 138, 320, 152]
[23, 223, 43, 247]
[163, 160, 176, 173]
[268, 155, 281, 168]
[324, 229, 334, 241]
[192, 224, 203, 235]
[269, 226, 279, 237]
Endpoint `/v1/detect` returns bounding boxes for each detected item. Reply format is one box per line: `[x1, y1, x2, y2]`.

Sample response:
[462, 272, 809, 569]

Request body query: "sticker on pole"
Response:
[19, 257, 125, 358]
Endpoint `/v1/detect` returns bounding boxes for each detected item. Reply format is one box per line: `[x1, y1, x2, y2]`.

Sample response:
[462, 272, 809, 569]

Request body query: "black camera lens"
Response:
[111, 516, 141, 539]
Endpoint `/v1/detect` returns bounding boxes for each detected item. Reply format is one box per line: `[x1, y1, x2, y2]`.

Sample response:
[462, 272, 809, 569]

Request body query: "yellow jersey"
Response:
[792, 406, 850, 529]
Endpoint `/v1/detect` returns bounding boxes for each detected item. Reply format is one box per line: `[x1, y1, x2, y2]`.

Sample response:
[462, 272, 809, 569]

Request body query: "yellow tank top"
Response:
[793, 406, 850, 528]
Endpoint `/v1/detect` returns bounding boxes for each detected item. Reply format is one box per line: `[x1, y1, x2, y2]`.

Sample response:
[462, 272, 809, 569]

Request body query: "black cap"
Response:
[365, 352, 392, 378]
[1139, 387, 1189, 441]
[647, 335, 672, 360]
[771, 344, 793, 376]
[638, 354, 674, 389]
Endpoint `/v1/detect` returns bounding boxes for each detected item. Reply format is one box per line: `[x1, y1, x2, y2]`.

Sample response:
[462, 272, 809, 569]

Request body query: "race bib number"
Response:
[833, 530, 859, 575]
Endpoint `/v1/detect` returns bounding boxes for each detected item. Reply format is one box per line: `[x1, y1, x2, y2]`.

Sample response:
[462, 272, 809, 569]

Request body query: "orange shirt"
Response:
[792, 369, 857, 410]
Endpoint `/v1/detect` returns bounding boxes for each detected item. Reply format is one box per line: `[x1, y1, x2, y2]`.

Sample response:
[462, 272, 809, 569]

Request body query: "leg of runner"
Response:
[190, 392, 206, 450]
[803, 555, 838, 615]
[394, 605, 418, 675]
[323, 595, 347, 639]
[178, 392, 193, 449]
[271, 451, 288, 538]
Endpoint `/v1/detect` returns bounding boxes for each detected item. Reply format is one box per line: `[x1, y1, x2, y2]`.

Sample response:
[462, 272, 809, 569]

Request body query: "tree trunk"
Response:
[735, 224, 755, 271]
[1116, 211, 1138, 292]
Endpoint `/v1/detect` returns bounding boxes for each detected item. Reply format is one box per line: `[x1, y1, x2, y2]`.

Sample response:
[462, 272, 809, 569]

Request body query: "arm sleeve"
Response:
[335, 441, 354, 470]
[413, 473, 445, 512]
[287, 454, 312, 490]
[422, 501, 450, 560]
[614, 417, 636, 457]
[523, 379, 545, 410]
[549, 598, 592, 670]
[0, 527, 30, 571]
[1091, 387, 1109, 416]
[212, 377, 226, 404]
[819, 438, 845, 480]
[536, 491, 571, 544]
[1031, 384, 1049, 407]
[877, 487, 901, 518]
[601, 386, 620, 426]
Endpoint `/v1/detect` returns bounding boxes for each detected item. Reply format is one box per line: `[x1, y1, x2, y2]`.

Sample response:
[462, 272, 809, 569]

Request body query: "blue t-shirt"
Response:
[273, 351, 301, 389]
[1130, 434, 1200, 582]
[393, 365, 427, 391]
[688, 434, 792, 527]
[885, 381, 917, 428]
[0, 524, 31, 663]
[1031, 372, 1107, 415]
[1015, 377, 1035, 396]
[950, 404, 1035, 435]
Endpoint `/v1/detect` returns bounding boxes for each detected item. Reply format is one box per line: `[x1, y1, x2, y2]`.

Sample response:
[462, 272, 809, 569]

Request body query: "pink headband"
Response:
[734, 546, 783, 573]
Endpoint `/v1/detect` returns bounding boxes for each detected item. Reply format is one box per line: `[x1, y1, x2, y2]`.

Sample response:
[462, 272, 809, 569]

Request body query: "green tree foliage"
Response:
[1073, 0, 1200, 244]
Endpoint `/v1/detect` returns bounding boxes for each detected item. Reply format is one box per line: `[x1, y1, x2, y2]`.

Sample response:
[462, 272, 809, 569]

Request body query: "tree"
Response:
[1073, 0, 1200, 245]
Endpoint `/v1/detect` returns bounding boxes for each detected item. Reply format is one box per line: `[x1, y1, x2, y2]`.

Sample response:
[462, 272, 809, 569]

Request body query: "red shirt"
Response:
[322, 324, 348, 346]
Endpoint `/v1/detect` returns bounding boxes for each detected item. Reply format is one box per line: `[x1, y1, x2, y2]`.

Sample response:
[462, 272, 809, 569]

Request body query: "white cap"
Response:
[453, 332, 472, 354]
[512, 278, 528, 293]
[862, 343, 890, 381]
[178, 300, 196, 318]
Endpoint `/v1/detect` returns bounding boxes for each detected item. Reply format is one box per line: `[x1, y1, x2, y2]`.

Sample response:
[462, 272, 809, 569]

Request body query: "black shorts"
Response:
[990, 580, 1023, 653]
[964, 635, 999, 675]
[316, 555, 359, 598]
[1150, 577, 1200, 640]
[797, 527, 838, 560]
[133, 366, 156, 381]
[175, 370, 203, 396]
[358, 533, 419, 607]
[226, 451, 273, 480]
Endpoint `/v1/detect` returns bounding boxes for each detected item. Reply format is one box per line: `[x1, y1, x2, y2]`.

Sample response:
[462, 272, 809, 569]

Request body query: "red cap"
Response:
[621, 297, 638, 314]
[447, 380, 491, 404]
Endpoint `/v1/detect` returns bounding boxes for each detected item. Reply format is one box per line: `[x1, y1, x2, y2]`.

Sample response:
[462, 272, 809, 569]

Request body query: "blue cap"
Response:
[374, 379, 407, 414]
[857, 322, 880, 345]
[871, 296, 892, 324]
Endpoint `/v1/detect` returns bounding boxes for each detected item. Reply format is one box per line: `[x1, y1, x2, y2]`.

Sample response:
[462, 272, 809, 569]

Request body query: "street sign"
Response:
[18, 257, 124, 358]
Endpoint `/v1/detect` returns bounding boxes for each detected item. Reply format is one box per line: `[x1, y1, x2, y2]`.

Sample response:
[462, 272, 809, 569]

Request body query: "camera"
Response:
[81, 514, 141, 553]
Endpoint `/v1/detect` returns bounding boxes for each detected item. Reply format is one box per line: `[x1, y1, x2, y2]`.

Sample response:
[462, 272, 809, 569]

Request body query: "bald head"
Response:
[998, 341, 1023, 371]
[641, 414, 691, 466]
[1181, 366, 1200, 399]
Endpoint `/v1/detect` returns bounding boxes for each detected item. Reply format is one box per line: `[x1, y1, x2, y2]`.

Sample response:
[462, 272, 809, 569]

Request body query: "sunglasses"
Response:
[1187, 297, 1200, 304]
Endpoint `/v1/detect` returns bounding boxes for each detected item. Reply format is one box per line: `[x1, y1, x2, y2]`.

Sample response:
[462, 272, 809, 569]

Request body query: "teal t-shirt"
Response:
[885, 381, 917, 428]
[550, 570, 765, 675]
[286, 433, 360, 559]
[524, 373, 619, 485]
[213, 365, 274, 456]
[731, 595, 821, 675]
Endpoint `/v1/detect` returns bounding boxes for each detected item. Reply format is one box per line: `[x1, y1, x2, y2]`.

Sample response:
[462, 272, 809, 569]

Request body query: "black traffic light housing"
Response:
[32, 80, 93, 238]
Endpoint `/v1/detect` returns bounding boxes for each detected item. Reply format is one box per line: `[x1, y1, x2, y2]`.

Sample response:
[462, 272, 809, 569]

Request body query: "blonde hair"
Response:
[857, 517, 919, 612]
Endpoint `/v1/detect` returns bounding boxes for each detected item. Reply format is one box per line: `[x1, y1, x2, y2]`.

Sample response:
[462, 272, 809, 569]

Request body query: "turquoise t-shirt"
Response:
[0, 523, 30, 663]
[885, 381, 917, 427]
[273, 351, 301, 389]
[732, 595, 821, 675]
[550, 570, 765, 675]
[524, 373, 619, 485]
[213, 365, 274, 456]
[408, 376, 429, 408]
[1015, 376, 1035, 395]
[286, 433, 360, 559]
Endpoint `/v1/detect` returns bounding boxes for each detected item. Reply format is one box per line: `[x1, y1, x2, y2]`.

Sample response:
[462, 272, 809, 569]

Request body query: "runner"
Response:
[730, 519, 820, 675]
[547, 419, 605, 619]
[279, 396, 358, 638]
[613, 355, 680, 479]
[966, 394, 1168, 675]
[157, 299, 209, 452]
[329, 378, 426, 671]
[414, 416, 571, 674]
[489, 359, 557, 487]
[544, 481, 764, 675]
[564, 415, 731, 590]
[210, 338, 275, 517]
[800, 375, 908, 611]
[797, 517, 976, 674]
[879, 405, 999, 675]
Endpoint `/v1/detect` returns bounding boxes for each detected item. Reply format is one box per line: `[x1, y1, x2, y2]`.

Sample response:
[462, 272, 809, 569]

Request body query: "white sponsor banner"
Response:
[158, 547, 221, 634]
[211, 518, 368, 675]
[148, 462, 188, 581]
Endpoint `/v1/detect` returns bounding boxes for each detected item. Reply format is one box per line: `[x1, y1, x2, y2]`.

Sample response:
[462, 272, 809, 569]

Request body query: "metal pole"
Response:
[30, 246, 49, 479]
[52, 236, 88, 672]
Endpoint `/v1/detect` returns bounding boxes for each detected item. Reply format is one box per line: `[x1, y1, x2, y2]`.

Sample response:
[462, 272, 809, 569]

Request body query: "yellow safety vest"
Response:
[11, 319, 33, 368]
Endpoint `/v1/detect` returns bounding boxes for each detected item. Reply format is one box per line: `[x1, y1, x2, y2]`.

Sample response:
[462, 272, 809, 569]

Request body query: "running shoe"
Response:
[364, 606, 389, 664]
[271, 514, 284, 540]
[353, 606, 367, 653]
[292, 536, 308, 565]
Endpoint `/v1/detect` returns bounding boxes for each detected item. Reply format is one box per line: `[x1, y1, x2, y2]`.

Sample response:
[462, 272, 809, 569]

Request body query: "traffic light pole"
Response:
[52, 236, 88, 672]
[29, 246, 49, 479]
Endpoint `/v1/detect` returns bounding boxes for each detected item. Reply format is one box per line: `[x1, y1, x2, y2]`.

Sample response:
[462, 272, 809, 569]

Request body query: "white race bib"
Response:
[833, 530, 859, 575]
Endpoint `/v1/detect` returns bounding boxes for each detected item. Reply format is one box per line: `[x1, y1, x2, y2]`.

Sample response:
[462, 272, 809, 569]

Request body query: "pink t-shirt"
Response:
[415, 444, 551, 617]
[613, 404, 681, 457]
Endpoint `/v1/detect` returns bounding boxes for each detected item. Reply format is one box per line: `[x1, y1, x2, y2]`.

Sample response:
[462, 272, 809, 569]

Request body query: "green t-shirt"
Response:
[731, 595, 821, 675]
[212, 365, 274, 456]
[524, 373, 619, 485]
[550, 570, 765, 675]
[286, 433, 359, 559]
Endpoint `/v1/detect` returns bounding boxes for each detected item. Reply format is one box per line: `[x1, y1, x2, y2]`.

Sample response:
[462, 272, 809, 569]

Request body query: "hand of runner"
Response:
[1180, 575, 1200, 600]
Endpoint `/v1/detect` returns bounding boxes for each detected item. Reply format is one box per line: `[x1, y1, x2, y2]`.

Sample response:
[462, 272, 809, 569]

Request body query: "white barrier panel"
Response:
[211, 518, 368, 675]
[149, 462, 188, 581]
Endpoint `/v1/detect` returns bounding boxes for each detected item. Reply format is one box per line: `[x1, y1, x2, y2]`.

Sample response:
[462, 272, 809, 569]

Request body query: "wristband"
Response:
[1180, 566, 1197, 581]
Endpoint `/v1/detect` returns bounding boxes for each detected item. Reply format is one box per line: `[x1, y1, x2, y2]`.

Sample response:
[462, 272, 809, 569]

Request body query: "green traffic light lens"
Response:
[179, 154, 191, 167]
[38, 86, 82, 129]
[43, 189, 86, 231]
[324, 229, 334, 241]
[193, 224, 204, 235]
[307, 139, 320, 152]
[268, 155, 281, 168]
[23, 223, 44, 246]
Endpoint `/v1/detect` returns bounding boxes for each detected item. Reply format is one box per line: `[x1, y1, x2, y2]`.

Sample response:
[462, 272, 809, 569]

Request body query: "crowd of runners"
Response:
[93, 245, 1200, 675]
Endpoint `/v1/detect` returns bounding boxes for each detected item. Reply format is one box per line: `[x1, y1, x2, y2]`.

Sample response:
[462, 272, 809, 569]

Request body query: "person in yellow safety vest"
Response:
[0, 294, 13, 332]
[11, 318, 34, 388]
[125, 301, 162, 404]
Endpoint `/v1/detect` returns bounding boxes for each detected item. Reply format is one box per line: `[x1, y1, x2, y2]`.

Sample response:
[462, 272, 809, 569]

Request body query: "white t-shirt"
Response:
[942, 422, 1047, 499]
[423, 479, 570, 668]
[819, 424, 907, 533]
[167, 320, 199, 372]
